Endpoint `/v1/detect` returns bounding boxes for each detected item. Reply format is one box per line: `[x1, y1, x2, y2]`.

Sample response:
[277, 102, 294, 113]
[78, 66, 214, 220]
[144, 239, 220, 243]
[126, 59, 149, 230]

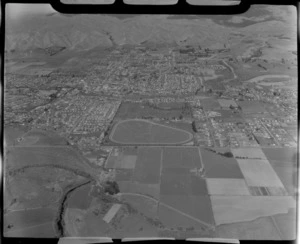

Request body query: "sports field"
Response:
[109, 119, 193, 145]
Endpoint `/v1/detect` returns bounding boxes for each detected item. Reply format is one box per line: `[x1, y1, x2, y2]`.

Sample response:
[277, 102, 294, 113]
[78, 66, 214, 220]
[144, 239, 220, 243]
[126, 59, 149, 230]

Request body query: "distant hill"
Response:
[5, 5, 296, 54]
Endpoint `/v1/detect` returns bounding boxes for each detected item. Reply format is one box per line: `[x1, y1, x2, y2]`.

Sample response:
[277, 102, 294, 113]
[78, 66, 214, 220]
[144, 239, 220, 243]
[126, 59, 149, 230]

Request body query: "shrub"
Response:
[104, 181, 120, 195]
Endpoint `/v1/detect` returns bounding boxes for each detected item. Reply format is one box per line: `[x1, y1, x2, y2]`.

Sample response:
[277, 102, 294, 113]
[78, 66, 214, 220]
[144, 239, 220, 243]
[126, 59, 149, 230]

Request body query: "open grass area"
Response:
[115, 101, 192, 120]
[215, 215, 281, 240]
[117, 181, 160, 200]
[199, 98, 221, 110]
[237, 101, 267, 114]
[6, 146, 94, 178]
[120, 194, 158, 218]
[67, 184, 93, 210]
[4, 125, 28, 146]
[19, 129, 69, 146]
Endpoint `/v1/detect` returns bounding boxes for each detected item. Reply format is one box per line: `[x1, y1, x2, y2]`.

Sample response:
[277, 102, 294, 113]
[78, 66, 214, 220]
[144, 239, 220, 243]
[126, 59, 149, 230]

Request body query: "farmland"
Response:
[200, 148, 244, 178]
[3, 4, 298, 239]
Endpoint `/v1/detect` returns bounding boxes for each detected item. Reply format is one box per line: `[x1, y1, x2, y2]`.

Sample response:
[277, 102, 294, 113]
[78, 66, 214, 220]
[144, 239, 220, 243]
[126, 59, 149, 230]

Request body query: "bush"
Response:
[222, 151, 234, 158]
[104, 181, 120, 195]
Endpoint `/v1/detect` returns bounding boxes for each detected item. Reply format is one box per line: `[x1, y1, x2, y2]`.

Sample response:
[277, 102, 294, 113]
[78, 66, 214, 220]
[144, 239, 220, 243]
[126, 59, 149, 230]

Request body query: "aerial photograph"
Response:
[3, 2, 298, 240]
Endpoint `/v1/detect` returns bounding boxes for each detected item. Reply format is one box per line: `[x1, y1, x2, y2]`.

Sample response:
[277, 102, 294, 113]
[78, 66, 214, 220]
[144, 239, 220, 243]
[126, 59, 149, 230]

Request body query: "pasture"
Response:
[215, 216, 281, 240]
[160, 195, 214, 226]
[67, 184, 92, 210]
[6, 146, 94, 177]
[4, 208, 56, 237]
[115, 101, 191, 120]
[162, 146, 202, 169]
[18, 129, 69, 146]
[120, 194, 158, 218]
[4, 126, 27, 146]
[262, 147, 297, 163]
[160, 168, 208, 196]
[237, 101, 267, 113]
[133, 147, 162, 184]
[117, 181, 160, 199]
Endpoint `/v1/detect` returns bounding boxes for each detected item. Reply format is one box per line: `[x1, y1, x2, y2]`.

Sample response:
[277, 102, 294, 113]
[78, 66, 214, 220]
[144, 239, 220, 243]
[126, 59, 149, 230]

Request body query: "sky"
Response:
[6, 4, 56, 19]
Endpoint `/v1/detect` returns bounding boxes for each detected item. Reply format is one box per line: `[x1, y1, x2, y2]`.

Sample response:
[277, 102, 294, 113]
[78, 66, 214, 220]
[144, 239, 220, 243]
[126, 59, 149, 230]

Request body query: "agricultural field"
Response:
[262, 148, 297, 197]
[206, 178, 251, 196]
[262, 148, 297, 163]
[236, 159, 285, 188]
[109, 119, 193, 145]
[103, 146, 216, 235]
[231, 148, 267, 160]
[200, 148, 244, 178]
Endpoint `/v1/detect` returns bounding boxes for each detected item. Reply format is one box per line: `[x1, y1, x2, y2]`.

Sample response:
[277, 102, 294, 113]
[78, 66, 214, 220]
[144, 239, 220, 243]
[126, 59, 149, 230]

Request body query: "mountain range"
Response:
[5, 5, 296, 53]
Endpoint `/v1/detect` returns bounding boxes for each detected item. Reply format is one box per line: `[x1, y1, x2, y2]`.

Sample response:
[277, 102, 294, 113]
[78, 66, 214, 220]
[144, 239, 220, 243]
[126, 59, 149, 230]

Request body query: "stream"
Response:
[55, 180, 92, 237]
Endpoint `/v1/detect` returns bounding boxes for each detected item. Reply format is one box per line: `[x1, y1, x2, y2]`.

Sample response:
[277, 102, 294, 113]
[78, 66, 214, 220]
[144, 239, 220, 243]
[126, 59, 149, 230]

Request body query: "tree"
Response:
[222, 151, 233, 158]
[192, 121, 197, 132]
[104, 181, 120, 195]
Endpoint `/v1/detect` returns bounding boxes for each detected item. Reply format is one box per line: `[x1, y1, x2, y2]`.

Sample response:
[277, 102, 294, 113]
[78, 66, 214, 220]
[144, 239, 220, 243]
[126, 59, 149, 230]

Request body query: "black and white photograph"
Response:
[3, 0, 298, 240]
